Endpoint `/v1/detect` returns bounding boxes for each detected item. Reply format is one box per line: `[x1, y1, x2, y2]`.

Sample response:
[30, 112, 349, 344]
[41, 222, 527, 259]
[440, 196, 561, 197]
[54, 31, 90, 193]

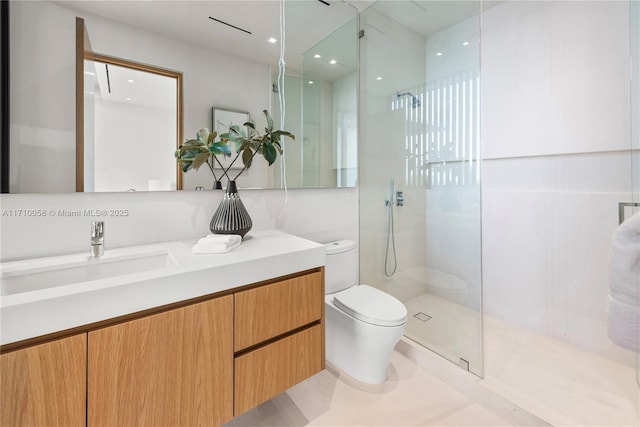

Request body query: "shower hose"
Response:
[384, 179, 398, 278]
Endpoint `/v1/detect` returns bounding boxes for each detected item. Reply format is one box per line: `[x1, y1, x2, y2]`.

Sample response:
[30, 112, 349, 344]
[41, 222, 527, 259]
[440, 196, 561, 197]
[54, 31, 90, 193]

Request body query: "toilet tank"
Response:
[324, 240, 358, 294]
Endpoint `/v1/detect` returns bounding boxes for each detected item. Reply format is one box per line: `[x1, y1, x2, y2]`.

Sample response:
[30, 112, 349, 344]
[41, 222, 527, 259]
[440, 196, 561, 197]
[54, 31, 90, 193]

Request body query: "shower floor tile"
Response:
[403, 293, 482, 373]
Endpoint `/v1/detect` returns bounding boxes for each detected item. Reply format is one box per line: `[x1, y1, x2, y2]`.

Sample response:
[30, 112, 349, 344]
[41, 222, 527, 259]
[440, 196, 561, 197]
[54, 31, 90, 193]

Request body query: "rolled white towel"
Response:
[609, 211, 640, 302]
[197, 234, 242, 246]
[607, 295, 640, 352]
[192, 234, 242, 254]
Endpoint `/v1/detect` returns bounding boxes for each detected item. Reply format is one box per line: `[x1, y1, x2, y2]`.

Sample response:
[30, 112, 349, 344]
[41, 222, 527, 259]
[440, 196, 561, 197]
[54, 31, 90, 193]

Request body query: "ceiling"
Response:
[58, 0, 502, 96]
[55, 1, 501, 81]
[87, 60, 177, 110]
[55, 0, 359, 76]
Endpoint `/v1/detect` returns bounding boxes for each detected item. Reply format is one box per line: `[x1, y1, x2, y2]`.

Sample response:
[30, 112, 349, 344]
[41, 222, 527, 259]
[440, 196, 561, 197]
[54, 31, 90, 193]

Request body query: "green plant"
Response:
[175, 110, 294, 183]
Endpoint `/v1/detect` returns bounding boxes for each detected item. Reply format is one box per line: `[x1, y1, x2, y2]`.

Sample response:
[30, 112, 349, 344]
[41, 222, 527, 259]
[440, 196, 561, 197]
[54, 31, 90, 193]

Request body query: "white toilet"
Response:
[324, 240, 407, 384]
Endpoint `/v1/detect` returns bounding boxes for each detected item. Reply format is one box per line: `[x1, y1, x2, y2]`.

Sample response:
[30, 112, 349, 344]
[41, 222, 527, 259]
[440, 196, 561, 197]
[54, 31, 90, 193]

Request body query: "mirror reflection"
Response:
[272, 17, 357, 189]
[7, 0, 357, 193]
[83, 58, 181, 192]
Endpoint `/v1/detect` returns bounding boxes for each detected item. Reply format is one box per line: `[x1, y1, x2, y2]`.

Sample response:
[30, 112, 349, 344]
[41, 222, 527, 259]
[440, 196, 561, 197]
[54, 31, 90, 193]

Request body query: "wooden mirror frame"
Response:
[75, 17, 183, 192]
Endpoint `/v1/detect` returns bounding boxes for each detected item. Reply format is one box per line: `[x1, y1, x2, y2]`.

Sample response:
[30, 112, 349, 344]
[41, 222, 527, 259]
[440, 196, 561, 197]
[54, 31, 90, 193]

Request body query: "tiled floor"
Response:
[225, 292, 640, 427]
[224, 347, 513, 427]
[403, 293, 640, 427]
[483, 316, 640, 427]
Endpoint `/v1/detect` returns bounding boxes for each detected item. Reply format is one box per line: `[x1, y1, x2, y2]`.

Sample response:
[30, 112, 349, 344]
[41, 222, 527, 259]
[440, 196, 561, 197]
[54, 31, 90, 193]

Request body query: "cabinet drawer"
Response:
[234, 271, 323, 351]
[234, 324, 323, 416]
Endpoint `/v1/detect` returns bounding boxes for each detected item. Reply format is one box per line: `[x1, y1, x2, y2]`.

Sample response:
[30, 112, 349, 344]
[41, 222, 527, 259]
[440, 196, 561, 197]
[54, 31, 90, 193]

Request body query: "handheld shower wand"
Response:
[384, 179, 398, 277]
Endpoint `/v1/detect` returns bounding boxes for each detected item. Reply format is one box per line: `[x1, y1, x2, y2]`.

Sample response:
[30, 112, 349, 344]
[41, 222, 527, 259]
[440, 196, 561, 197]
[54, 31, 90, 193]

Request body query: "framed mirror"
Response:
[4, 0, 357, 193]
[81, 54, 182, 192]
[77, 16, 183, 192]
[80, 52, 183, 192]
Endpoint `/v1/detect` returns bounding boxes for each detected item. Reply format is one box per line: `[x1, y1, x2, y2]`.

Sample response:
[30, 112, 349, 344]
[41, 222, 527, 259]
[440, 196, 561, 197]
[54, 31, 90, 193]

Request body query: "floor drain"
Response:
[413, 312, 431, 322]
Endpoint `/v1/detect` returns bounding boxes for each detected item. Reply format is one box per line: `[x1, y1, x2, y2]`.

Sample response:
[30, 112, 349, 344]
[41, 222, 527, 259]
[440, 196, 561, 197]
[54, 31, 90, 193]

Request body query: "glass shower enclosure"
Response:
[359, 1, 483, 376]
[359, 1, 639, 423]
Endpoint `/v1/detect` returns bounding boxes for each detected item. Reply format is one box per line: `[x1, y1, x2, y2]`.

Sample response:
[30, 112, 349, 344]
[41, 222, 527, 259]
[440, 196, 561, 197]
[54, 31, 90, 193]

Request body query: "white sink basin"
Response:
[0, 230, 326, 347]
[1, 249, 176, 296]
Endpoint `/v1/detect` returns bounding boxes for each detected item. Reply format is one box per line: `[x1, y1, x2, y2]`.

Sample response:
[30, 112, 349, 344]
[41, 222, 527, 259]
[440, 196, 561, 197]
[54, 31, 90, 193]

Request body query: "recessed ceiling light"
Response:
[436, 52, 443, 56]
[314, 54, 321, 59]
[125, 97, 132, 101]
[462, 41, 469, 46]
[308, 80, 314, 84]
[127, 79, 134, 83]
[329, 59, 337, 65]
[268, 37, 277, 44]
[376, 76, 383, 81]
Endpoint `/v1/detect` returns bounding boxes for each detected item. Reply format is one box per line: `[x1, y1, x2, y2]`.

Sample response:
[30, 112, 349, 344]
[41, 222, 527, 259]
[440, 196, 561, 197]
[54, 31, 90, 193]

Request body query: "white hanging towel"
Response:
[607, 211, 640, 351]
[192, 234, 242, 254]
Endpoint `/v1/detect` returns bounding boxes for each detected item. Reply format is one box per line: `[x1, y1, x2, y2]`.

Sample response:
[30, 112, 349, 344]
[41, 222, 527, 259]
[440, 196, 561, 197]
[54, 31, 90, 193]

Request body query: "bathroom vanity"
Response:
[0, 230, 325, 426]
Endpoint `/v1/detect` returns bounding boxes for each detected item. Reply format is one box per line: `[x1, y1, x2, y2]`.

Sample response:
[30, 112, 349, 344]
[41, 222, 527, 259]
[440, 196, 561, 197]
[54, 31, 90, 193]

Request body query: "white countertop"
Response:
[0, 230, 325, 346]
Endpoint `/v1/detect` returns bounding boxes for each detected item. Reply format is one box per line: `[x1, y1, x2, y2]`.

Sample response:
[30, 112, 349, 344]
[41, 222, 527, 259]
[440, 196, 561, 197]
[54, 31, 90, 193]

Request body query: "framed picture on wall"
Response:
[212, 108, 250, 169]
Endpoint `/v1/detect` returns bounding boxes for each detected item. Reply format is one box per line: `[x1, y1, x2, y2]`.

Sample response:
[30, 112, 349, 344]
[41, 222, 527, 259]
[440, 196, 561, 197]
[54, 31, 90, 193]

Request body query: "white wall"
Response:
[481, 0, 637, 366]
[0, 188, 358, 262]
[93, 100, 175, 192]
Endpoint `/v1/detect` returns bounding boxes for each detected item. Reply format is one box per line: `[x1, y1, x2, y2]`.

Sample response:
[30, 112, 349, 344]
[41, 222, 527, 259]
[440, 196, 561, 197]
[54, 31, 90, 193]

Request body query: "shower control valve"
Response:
[396, 191, 404, 207]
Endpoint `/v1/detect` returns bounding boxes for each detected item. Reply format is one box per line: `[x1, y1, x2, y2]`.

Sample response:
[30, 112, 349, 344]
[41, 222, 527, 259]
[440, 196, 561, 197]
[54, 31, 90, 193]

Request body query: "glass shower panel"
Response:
[359, 1, 483, 376]
[479, 1, 638, 424]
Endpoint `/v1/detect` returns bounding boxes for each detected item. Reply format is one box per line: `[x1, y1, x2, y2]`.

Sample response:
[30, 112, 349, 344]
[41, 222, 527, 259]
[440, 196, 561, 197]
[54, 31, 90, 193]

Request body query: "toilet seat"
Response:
[332, 285, 407, 327]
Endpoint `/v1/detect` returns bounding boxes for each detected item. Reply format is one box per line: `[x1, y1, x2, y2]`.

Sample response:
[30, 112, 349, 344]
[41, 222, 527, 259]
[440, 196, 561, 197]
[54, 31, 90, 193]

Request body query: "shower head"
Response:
[396, 91, 421, 108]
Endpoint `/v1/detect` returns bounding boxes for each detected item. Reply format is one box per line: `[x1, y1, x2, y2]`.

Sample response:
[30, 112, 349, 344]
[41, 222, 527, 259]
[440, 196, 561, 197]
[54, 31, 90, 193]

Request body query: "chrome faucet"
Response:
[90, 221, 104, 257]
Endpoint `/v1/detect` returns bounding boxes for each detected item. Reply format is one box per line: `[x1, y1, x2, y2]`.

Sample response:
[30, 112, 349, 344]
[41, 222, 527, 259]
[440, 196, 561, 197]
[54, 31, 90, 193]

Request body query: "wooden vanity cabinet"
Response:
[234, 270, 325, 415]
[1, 268, 324, 426]
[87, 295, 234, 427]
[0, 334, 87, 427]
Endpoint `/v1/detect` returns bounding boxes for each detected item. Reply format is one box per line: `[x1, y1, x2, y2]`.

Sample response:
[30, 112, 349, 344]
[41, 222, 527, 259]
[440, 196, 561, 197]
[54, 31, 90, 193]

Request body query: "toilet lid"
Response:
[332, 285, 407, 327]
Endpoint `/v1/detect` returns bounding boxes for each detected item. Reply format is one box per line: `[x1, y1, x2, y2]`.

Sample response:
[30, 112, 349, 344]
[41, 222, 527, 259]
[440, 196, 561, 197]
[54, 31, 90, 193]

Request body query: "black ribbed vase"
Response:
[209, 181, 252, 238]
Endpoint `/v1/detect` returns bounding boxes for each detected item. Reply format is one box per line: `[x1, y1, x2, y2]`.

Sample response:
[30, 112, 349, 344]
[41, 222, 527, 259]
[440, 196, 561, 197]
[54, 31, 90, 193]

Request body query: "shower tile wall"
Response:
[482, 0, 637, 367]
